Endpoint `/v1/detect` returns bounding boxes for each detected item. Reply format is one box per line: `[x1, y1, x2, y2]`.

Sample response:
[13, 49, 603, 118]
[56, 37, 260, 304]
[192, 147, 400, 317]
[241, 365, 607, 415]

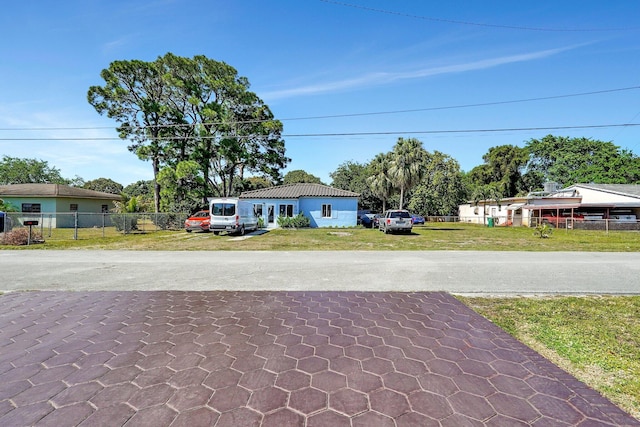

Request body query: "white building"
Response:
[459, 183, 640, 228]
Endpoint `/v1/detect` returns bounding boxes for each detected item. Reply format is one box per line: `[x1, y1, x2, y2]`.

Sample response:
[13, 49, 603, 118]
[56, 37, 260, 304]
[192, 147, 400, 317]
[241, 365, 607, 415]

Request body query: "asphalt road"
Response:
[1, 250, 639, 295]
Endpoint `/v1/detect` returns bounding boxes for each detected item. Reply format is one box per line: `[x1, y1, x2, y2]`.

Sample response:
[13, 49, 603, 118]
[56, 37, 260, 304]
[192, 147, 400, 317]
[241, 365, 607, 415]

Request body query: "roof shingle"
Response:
[240, 183, 359, 199]
[570, 183, 640, 199]
[0, 184, 122, 200]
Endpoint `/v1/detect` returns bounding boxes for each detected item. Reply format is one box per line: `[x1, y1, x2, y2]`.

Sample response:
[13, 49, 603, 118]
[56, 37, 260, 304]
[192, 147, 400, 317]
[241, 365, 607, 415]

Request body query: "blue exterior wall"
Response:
[242, 197, 358, 228]
[242, 198, 300, 228]
[300, 197, 358, 228]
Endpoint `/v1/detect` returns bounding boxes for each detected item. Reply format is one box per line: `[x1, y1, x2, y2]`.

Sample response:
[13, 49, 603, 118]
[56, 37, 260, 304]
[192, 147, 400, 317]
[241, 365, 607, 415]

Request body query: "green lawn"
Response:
[459, 295, 640, 419]
[3, 222, 640, 251]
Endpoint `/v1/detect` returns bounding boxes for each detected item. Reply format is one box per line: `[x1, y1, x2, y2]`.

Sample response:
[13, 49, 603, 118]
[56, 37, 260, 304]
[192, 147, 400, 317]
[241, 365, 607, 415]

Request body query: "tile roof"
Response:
[570, 183, 640, 199]
[240, 183, 359, 199]
[0, 184, 122, 200]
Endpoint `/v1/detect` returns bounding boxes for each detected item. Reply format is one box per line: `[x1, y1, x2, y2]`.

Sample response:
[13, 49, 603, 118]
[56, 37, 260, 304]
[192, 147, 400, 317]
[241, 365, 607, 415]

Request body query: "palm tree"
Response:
[388, 138, 427, 209]
[471, 184, 502, 225]
[367, 153, 394, 212]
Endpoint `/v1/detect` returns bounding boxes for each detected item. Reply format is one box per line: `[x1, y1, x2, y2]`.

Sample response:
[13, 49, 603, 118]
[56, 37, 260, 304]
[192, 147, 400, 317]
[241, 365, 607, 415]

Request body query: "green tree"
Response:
[467, 145, 529, 197]
[283, 170, 323, 184]
[122, 180, 154, 212]
[408, 151, 466, 216]
[330, 161, 377, 211]
[471, 184, 502, 225]
[367, 153, 395, 212]
[157, 161, 204, 213]
[159, 53, 288, 198]
[88, 53, 290, 210]
[526, 135, 640, 186]
[0, 156, 68, 185]
[388, 137, 428, 209]
[0, 198, 18, 212]
[88, 59, 173, 212]
[240, 176, 273, 192]
[83, 178, 124, 195]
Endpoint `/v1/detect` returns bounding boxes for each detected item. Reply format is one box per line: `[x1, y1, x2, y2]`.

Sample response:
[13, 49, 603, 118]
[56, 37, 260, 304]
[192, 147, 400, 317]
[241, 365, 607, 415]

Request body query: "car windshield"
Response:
[390, 211, 411, 219]
[211, 203, 235, 216]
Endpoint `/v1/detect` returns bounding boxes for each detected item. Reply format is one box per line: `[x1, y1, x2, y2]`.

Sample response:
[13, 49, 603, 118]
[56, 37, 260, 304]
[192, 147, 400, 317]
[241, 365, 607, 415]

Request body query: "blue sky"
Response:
[1, 0, 639, 186]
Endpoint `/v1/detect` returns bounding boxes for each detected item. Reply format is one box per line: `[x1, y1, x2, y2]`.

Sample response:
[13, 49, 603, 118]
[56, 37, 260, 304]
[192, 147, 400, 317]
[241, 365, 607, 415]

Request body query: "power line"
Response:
[1, 123, 638, 141]
[283, 86, 640, 120]
[1, 86, 638, 132]
[319, 0, 640, 32]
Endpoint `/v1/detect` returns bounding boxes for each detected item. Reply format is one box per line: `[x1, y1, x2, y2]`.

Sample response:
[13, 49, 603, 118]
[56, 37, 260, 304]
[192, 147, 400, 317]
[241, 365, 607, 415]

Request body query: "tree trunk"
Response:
[152, 158, 160, 213]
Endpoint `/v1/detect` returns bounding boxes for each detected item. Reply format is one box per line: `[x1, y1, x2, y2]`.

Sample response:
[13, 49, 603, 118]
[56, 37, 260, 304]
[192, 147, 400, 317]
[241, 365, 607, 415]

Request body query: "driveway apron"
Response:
[0, 291, 637, 426]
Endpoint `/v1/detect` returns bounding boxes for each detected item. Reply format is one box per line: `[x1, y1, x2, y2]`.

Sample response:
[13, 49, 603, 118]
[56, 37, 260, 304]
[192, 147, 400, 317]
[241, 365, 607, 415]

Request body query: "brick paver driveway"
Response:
[0, 291, 637, 426]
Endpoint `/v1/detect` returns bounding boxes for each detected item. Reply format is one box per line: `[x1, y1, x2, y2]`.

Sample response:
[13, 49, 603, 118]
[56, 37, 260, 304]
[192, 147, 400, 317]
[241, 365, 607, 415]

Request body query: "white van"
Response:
[209, 198, 258, 235]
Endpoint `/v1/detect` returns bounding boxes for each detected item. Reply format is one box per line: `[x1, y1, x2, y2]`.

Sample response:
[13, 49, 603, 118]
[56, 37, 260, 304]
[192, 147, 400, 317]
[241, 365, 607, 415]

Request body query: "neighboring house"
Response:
[459, 183, 640, 228]
[240, 183, 359, 228]
[0, 183, 122, 228]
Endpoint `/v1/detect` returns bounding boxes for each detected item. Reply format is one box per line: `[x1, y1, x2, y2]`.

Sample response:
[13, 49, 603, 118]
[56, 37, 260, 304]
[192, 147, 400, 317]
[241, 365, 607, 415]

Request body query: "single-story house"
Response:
[0, 183, 122, 228]
[459, 183, 640, 228]
[239, 183, 359, 228]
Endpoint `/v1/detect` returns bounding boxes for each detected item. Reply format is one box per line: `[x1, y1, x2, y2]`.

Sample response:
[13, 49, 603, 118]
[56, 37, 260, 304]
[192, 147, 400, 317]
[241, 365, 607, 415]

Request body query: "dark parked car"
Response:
[360, 213, 376, 228]
[372, 213, 383, 228]
[411, 214, 425, 225]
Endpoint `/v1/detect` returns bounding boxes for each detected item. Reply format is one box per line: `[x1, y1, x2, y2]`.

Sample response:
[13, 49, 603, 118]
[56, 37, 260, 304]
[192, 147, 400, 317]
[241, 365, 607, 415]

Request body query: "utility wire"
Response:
[319, 0, 640, 32]
[1, 86, 638, 132]
[1, 123, 638, 141]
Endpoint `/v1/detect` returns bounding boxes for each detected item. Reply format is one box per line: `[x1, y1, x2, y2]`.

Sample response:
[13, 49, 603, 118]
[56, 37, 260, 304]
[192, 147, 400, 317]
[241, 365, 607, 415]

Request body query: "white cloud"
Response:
[263, 45, 580, 100]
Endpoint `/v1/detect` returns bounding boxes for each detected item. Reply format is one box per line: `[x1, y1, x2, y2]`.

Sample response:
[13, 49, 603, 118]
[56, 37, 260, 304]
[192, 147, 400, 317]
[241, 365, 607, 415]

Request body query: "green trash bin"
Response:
[487, 217, 494, 227]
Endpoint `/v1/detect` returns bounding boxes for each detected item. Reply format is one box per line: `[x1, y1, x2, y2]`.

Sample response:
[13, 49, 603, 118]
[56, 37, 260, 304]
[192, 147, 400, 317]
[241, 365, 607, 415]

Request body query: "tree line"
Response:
[3, 131, 639, 217]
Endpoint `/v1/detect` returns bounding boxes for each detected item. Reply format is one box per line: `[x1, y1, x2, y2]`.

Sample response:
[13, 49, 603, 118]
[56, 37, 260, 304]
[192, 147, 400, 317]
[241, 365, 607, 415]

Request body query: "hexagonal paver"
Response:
[312, 370, 347, 392]
[330, 388, 369, 416]
[307, 410, 351, 427]
[0, 291, 637, 427]
[289, 387, 327, 414]
[369, 389, 411, 418]
[275, 369, 311, 390]
[247, 386, 288, 413]
[208, 385, 251, 412]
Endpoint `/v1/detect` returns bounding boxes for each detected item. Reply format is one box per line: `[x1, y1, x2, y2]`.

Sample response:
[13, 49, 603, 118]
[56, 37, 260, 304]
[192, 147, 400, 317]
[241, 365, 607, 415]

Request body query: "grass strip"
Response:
[459, 295, 640, 419]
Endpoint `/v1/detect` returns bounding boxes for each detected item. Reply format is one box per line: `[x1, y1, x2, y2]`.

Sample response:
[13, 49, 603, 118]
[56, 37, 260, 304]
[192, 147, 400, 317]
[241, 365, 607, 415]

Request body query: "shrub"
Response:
[277, 214, 310, 228]
[150, 213, 184, 230]
[533, 223, 553, 238]
[2, 227, 43, 245]
[111, 214, 137, 233]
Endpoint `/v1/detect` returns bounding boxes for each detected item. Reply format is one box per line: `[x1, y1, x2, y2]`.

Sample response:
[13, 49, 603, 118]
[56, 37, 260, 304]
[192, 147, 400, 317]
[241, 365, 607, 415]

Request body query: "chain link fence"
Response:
[529, 217, 640, 232]
[1, 212, 189, 243]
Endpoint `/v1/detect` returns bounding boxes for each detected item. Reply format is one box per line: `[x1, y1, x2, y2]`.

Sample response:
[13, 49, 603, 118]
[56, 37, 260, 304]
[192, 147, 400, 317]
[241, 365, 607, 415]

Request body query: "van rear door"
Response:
[210, 202, 238, 231]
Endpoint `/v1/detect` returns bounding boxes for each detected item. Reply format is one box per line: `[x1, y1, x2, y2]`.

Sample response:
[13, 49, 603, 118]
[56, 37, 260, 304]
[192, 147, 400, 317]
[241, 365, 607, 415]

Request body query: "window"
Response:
[101, 205, 109, 213]
[322, 204, 332, 218]
[212, 203, 236, 216]
[279, 204, 293, 217]
[22, 203, 41, 213]
[389, 211, 410, 219]
[254, 204, 263, 217]
[70, 204, 78, 211]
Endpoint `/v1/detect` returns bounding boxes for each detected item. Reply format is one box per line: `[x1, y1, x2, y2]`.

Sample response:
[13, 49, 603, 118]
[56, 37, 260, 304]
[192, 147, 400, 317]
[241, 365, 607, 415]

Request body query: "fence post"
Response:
[74, 211, 78, 240]
[102, 213, 106, 238]
[605, 219, 609, 234]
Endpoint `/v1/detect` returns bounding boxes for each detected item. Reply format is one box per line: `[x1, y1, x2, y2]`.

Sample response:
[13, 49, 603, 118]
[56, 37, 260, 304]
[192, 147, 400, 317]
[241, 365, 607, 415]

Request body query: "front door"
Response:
[267, 204, 275, 226]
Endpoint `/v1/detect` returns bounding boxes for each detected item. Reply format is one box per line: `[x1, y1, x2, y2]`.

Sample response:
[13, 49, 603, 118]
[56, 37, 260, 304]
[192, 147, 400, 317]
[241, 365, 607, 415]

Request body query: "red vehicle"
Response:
[184, 210, 210, 232]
